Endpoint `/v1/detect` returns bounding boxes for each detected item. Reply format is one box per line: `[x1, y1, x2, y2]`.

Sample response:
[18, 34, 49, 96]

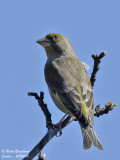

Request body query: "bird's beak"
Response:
[36, 36, 50, 48]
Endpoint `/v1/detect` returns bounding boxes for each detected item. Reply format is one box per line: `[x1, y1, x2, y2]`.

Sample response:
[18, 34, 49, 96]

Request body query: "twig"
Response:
[24, 92, 73, 160]
[28, 92, 52, 128]
[94, 102, 116, 117]
[90, 51, 106, 87]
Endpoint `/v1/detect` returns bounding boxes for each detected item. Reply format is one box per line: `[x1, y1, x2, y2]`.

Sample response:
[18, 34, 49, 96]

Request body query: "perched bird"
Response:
[36, 33, 103, 150]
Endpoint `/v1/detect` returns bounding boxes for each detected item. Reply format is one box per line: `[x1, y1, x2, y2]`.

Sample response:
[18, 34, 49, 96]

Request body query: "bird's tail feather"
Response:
[80, 123, 103, 150]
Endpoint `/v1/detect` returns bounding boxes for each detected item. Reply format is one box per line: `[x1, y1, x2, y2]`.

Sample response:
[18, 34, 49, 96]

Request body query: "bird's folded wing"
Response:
[51, 81, 93, 126]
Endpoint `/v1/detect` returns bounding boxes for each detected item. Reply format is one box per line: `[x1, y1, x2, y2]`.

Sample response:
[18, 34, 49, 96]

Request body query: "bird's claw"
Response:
[50, 122, 62, 137]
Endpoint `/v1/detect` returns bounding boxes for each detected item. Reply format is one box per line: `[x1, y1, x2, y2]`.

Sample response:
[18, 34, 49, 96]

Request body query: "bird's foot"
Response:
[51, 114, 67, 137]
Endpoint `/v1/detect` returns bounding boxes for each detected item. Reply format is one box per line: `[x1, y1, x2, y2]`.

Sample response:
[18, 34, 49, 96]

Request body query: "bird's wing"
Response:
[45, 56, 94, 126]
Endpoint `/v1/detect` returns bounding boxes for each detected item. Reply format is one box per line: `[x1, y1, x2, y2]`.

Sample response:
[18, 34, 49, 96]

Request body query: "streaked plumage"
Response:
[37, 33, 103, 150]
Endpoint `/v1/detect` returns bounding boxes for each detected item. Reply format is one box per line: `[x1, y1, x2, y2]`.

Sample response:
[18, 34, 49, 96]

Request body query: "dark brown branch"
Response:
[23, 92, 73, 160]
[28, 92, 52, 128]
[90, 51, 106, 88]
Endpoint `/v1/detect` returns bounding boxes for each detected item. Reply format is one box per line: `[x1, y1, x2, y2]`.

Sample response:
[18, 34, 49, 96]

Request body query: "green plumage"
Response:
[37, 33, 103, 150]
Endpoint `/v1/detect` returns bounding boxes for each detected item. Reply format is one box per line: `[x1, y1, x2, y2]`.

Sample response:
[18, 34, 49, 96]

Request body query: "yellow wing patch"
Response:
[52, 85, 89, 118]
[76, 84, 89, 116]
[53, 92, 67, 109]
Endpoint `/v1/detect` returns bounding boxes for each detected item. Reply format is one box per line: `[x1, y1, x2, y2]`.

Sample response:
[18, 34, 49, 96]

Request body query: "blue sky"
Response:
[0, 0, 120, 160]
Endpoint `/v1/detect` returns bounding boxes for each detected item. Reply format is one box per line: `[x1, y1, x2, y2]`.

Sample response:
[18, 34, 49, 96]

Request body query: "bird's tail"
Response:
[80, 123, 103, 150]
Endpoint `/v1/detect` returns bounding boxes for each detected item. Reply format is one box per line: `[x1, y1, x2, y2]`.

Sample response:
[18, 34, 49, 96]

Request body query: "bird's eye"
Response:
[54, 35, 58, 39]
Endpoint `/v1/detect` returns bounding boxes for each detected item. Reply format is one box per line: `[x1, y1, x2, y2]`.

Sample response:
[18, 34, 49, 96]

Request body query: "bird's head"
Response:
[36, 33, 75, 58]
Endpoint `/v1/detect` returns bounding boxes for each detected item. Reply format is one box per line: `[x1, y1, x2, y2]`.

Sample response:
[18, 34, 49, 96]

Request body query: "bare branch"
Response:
[28, 92, 52, 128]
[23, 92, 74, 160]
[90, 51, 106, 87]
